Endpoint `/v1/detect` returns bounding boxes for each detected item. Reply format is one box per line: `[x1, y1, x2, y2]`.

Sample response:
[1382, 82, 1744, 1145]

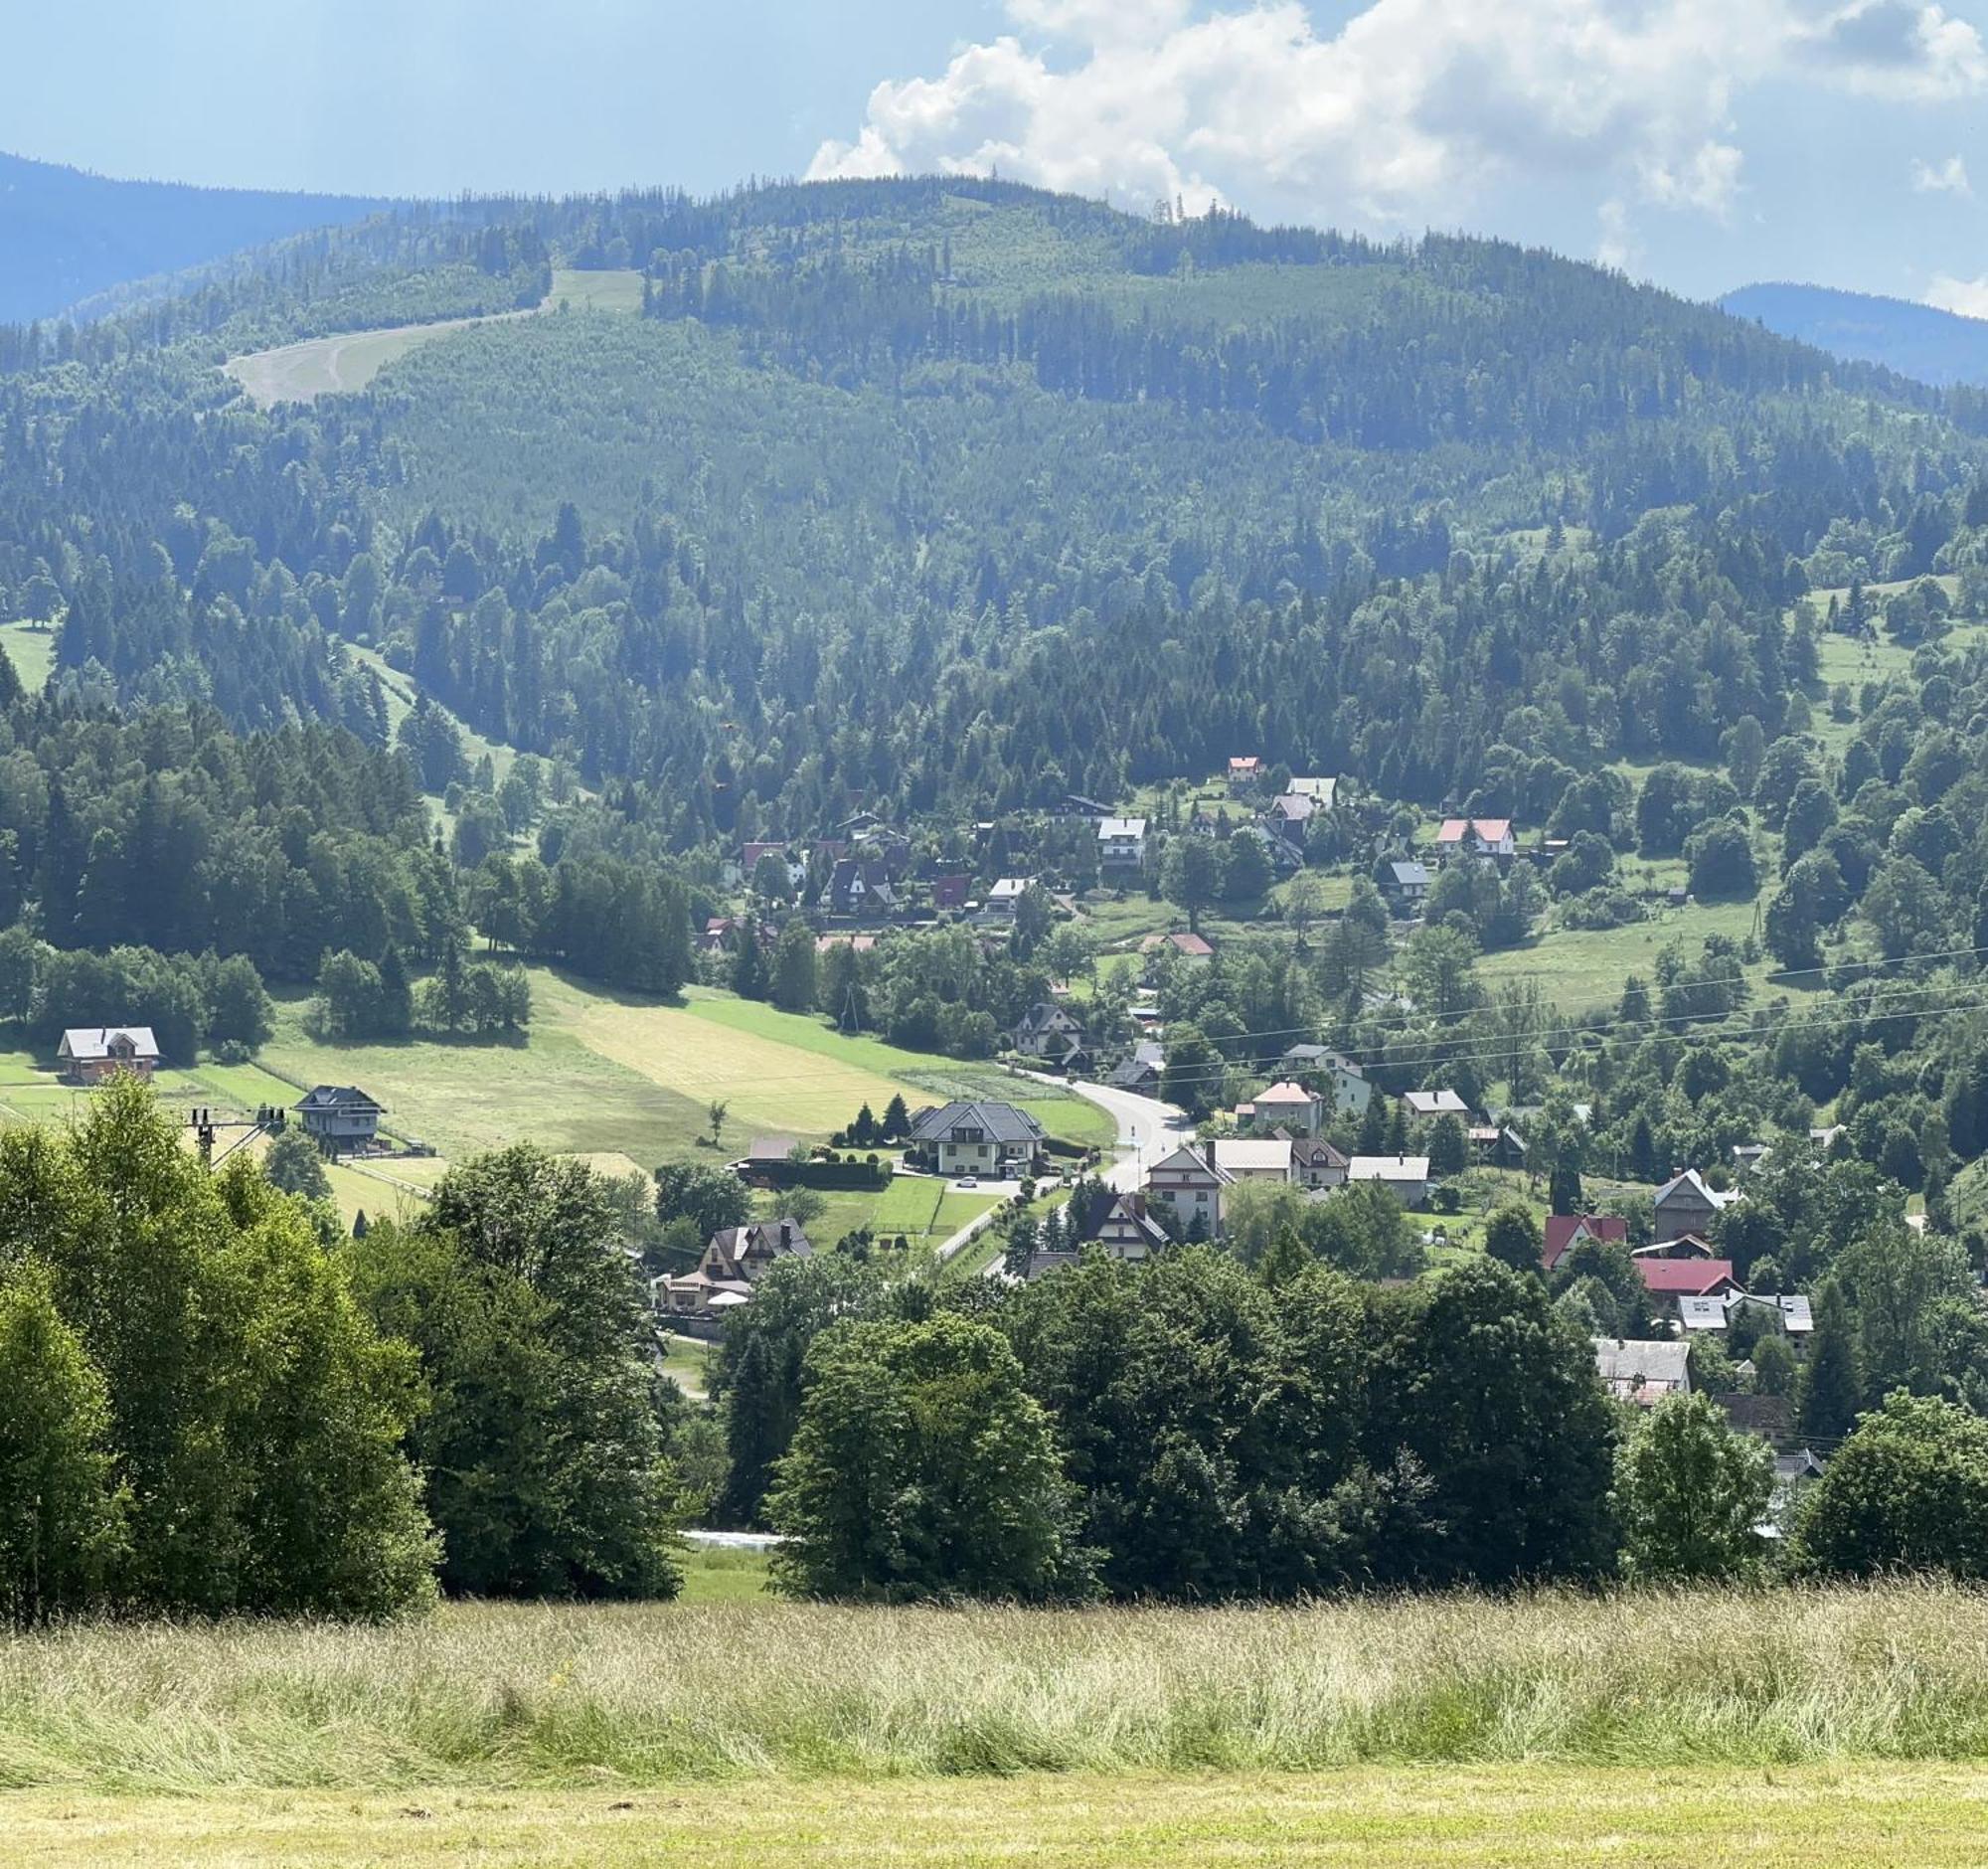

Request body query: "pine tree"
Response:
[1358, 1096, 1388, 1155]
[1798, 1287, 1862, 1441]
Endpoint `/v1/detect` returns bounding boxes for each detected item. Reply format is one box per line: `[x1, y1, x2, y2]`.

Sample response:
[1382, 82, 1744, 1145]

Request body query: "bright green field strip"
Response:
[548, 267, 645, 313]
[13, 1767, 1988, 1866]
[1477, 892, 1763, 1011]
[675, 1545, 770, 1605]
[0, 619, 56, 692]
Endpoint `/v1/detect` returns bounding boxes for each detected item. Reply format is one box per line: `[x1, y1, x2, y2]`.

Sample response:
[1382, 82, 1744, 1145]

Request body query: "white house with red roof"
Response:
[1434, 817, 1516, 861]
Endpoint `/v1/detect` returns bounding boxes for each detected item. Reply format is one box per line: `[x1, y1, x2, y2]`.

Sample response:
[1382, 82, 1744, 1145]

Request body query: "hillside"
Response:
[0, 149, 387, 323]
[1722, 280, 1988, 388]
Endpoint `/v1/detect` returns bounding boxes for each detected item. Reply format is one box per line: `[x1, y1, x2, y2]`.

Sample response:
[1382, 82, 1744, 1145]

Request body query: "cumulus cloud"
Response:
[1911, 152, 1973, 193]
[1926, 273, 1988, 317]
[809, 0, 1988, 262]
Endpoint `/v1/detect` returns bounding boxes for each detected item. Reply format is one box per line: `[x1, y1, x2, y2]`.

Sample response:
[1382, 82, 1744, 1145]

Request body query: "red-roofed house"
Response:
[931, 874, 970, 913]
[1435, 817, 1516, 860]
[1633, 1258, 1740, 1299]
[1543, 1214, 1628, 1271]
[1228, 757, 1260, 794]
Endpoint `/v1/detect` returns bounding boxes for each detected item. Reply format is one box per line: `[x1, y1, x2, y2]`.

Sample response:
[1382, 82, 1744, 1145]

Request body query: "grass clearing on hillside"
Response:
[13, 1767, 1988, 1866]
[1478, 892, 1762, 1009]
[0, 618, 55, 693]
[548, 267, 645, 313]
[13, 1586, 1988, 1796]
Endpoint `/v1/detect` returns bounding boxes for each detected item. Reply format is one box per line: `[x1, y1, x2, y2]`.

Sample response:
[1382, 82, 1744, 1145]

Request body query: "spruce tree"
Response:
[1798, 1287, 1863, 1441]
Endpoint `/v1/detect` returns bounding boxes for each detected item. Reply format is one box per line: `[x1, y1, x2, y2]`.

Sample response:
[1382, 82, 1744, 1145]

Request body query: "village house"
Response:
[1141, 930, 1214, 961]
[1026, 1187, 1173, 1280]
[1653, 1168, 1740, 1240]
[1405, 1088, 1469, 1119]
[1283, 1044, 1374, 1115]
[1434, 817, 1516, 863]
[930, 873, 971, 914]
[1346, 1154, 1433, 1205]
[294, 1085, 385, 1156]
[1227, 756, 1261, 794]
[1096, 816, 1148, 872]
[1289, 1136, 1350, 1190]
[1146, 1141, 1233, 1238]
[1677, 1292, 1815, 1337]
[1266, 792, 1319, 846]
[1106, 1040, 1165, 1097]
[1543, 1213, 1628, 1272]
[1470, 1124, 1528, 1169]
[827, 857, 898, 918]
[1237, 1081, 1322, 1137]
[1382, 860, 1430, 913]
[1010, 1001, 1088, 1071]
[985, 877, 1035, 919]
[1593, 1337, 1691, 1407]
[908, 1101, 1047, 1179]
[1213, 1136, 1295, 1185]
[657, 1217, 813, 1318]
[1287, 776, 1337, 809]
[1634, 1257, 1740, 1301]
[57, 1026, 161, 1084]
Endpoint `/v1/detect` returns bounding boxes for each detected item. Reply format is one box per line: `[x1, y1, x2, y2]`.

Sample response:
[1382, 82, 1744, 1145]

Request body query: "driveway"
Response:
[1009, 1066, 1194, 1192]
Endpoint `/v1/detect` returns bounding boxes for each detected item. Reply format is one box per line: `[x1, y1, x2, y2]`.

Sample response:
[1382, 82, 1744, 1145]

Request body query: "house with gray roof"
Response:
[908, 1101, 1047, 1179]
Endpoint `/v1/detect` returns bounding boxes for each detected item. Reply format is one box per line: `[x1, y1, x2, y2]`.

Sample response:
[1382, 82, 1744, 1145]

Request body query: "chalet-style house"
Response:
[1146, 1142, 1233, 1238]
[1405, 1089, 1468, 1118]
[1347, 1154, 1432, 1204]
[657, 1217, 813, 1317]
[1593, 1337, 1691, 1407]
[908, 1101, 1047, 1179]
[827, 858, 897, 918]
[58, 1026, 160, 1084]
[1106, 1041, 1164, 1097]
[1267, 792, 1319, 845]
[1010, 1001, 1087, 1071]
[1238, 1081, 1322, 1137]
[294, 1085, 385, 1155]
[1382, 861, 1429, 912]
[1543, 1213, 1628, 1272]
[1213, 1136, 1294, 1184]
[1653, 1168, 1739, 1241]
[1096, 816, 1148, 872]
[1028, 1187, 1171, 1279]
[1434, 817, 1516, 862]
[1290, 1136, 1350, 1190]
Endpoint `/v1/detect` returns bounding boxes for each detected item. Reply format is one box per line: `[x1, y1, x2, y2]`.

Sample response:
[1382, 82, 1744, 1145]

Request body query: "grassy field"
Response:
[1477, 890, 1764, 1009]
[250, 972, 1109, 1171]
[0, 618, 55, 692]
[13, 1588, 1988, 1860]
[10, 1767, 1988, 1865]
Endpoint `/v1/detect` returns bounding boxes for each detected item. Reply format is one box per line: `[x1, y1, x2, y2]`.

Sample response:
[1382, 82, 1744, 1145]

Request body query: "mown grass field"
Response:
[13, 1767, 1988, 1865]
[0, 618, 55, 692]
[9, 1588, 1988, 1862]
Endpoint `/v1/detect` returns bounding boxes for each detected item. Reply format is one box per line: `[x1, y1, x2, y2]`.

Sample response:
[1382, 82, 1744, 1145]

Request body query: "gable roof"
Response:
[1287, 776, 1337, 804]
[1070, 1185, 1169, 1250]
[1634, 1258, 1738, 1296]
[1386, 860, 1429, 889]
[1405, 1089, 1467, 1115]
[1290, 1137, 1350, 1168]
[1543, 1213, 1627, 1269]
[1096, 816, 1147, 839]
[295, 1085, 383, 1113]
[59, 1026, 160, 1061]
[907, 1101, 1047, 1145]
[1347, 1154, 1431, 1182]
[1213, 1137, 1293, 1174]
[1148, 1141, 1233, 1185]
[1593, 1337, 1690, 1392]
[1436, 817, 1513, 844]
[1252, 1081, 1316, 1106]
[1654, 1168, 1739, 1211]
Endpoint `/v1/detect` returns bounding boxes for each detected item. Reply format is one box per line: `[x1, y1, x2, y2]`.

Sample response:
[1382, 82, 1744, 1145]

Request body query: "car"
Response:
[955, 1175, 979, 1188]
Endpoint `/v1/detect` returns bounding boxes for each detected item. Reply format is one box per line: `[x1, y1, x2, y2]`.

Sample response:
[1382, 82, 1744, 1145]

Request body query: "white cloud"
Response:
[1926, 273, 1988, 318]
[809, 0, 1988, 263]
[1910, 152, 1973, 193]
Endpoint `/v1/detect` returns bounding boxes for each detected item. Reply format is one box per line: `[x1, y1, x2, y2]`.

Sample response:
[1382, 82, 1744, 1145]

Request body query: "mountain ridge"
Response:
[1720, 279, 1988, 389]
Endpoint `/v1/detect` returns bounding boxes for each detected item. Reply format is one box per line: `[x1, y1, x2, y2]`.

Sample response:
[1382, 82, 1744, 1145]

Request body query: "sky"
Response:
[8, 0, 1988, 309]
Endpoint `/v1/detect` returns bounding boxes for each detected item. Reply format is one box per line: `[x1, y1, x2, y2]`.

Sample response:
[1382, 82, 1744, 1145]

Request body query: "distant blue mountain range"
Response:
[0, 150, 386, 324]
[1720, 281, 1988, 389]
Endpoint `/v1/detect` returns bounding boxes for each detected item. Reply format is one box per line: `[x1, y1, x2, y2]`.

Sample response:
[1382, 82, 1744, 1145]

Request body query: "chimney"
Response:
[780, 1220, 793, 1247]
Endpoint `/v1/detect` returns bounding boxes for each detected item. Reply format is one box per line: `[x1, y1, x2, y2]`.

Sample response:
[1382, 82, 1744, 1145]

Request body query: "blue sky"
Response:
[9, 0, 1988, 308]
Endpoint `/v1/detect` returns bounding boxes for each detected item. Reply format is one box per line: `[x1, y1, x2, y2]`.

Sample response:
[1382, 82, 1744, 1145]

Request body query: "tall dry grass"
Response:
[4, 1585, 1988, 1791]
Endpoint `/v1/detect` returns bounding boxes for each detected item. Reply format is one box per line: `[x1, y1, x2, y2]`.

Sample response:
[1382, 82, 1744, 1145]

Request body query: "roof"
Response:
[1229, 756, 1259, 772]
[1543, 1214, 1627, 1269]
[908, 1101, 1048, 1145]
[1347, 1154, 1432, 1182]
[1071, 1186, 1169, 1250]
[1654, 1168, 1740, 1211]
[1718, 1394, 1796, 1442]
[709, 1219, 814, 1261]
[1213, 1138, 1294, 1174]
[295, 1085, 382, 1112]
[745, 1135, 797, 1162]
[1291, 1137, 1350, 1168]
[1287, 776, 1337, 803]
[1593, 1337, 1690, 1390]
[59, 1026, 160, 1061]
[1252, 1081, 1316, 1106]
[1436, 817, 1513, 843]
[1679, 1292, 1815, 1333]
[1096, 816, 1147, 838]
[1148, 1142, 1233, 1185]
[1270, 792, 1318, 822]
[1141, 931, 1214, 957]
[1405, 1089, 1467, 1115]
[988, 877, 1034, 901]
[1634, 1258, 1738, 1296]
[1387, 861, 1429, 889]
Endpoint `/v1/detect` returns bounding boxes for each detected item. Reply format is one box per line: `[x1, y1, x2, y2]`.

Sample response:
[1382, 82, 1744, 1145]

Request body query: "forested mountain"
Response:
[3, 176, 1986, 849]
[1722, 282, 1988, 390]
[0, 150, 386, 323]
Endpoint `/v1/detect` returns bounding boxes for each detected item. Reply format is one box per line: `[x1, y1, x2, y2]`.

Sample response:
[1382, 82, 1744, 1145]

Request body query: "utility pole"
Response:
[187, 1103, 288, 1170]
